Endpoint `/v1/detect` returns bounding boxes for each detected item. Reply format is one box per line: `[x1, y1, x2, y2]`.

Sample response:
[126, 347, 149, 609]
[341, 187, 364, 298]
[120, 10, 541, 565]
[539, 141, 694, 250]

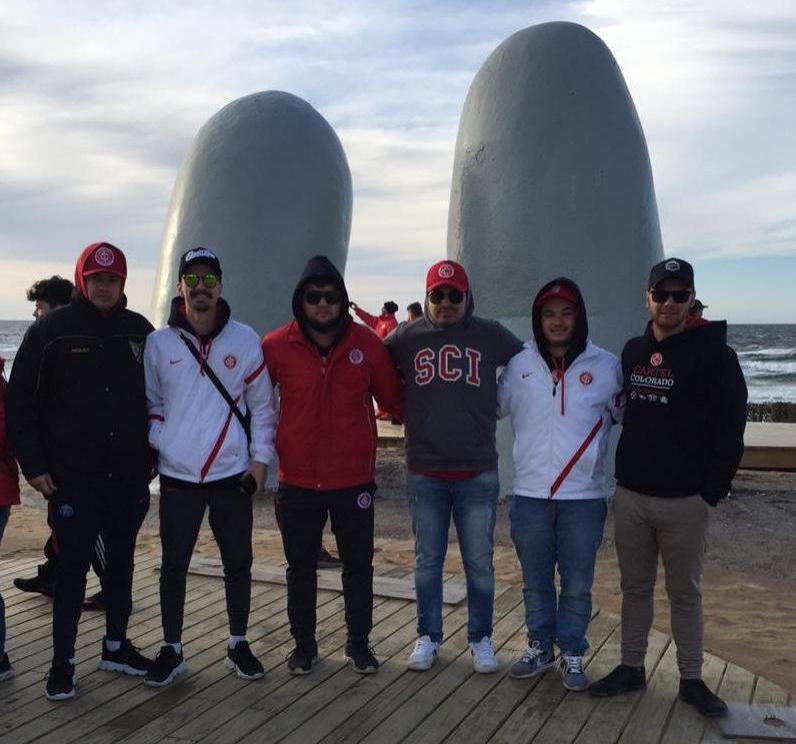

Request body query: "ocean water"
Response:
[1, 320, 794, 403]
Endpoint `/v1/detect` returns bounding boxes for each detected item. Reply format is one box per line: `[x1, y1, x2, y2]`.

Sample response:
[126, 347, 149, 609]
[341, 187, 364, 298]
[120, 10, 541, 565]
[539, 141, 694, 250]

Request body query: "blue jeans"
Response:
[0, 505, 10, 655]
[510, 496, 606, 655]
[407, 470, 499, 643]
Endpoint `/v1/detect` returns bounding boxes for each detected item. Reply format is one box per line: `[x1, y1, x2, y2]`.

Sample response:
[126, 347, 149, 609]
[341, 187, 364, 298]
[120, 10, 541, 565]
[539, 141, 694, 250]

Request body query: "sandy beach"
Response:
[2, 454, 794, 696]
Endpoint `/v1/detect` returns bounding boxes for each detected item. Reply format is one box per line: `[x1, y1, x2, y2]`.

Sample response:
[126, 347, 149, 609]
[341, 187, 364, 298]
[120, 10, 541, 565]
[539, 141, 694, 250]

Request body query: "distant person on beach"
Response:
[262, 256, 403, 676]
[7, 242, 154, 701]
[385, 260, 523, 674]
[349, 300, 399, 339]
[497, 278, 624, 691]
[143, 248, 276, 688]
[686, 298, 709, 327]
[406, 302, 422, 322]
[0, 357, 21, 682]
[14, 275, 108, 611]
[590, 258, 747, 718]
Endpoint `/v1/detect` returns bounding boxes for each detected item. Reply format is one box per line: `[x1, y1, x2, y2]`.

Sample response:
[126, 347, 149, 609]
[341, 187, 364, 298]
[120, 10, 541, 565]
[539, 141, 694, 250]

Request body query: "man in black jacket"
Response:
[589, 258, 747, 718]
[7, 242, 154, 701]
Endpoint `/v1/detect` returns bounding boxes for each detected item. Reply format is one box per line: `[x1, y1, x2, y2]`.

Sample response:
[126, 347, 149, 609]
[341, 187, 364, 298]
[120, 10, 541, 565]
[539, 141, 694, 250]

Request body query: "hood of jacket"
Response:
[291, 255, 351, 340]
[532, 277, 589, 370]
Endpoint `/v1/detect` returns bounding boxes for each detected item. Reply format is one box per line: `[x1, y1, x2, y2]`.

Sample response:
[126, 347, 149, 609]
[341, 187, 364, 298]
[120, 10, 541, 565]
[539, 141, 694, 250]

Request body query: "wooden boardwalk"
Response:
[0, 553, 791, 744]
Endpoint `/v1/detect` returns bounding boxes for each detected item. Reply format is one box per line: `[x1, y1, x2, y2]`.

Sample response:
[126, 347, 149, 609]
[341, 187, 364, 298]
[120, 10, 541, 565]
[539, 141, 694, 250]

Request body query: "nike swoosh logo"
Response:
[521, 372, 531, 379]
[169, 359, 182, 366]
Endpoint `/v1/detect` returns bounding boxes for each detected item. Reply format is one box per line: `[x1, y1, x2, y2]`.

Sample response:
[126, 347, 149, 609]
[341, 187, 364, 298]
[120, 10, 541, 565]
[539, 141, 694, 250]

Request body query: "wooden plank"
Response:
[189, 556, 469, 604]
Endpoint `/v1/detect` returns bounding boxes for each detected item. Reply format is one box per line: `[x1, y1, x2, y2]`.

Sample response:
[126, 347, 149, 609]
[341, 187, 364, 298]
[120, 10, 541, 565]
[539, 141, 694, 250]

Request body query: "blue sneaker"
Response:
[509, 641, 555, 679]
[557, 653, 588, 691]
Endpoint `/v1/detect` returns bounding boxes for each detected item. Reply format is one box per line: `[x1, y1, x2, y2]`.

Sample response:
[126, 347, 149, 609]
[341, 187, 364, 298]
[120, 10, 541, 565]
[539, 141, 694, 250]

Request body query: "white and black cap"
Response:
[179, 247, 222, 277]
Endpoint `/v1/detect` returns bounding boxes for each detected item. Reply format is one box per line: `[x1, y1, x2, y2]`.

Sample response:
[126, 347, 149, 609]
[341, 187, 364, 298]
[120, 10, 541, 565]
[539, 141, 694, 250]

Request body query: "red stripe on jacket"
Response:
[550, 418, 603, 498]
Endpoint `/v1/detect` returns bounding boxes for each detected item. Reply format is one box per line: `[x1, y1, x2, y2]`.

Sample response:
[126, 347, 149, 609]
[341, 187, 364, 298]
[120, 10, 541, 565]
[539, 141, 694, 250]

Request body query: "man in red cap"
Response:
[7, 242, 154, 700]
[497, 277, 623, 691]
[385, 260, 523, 673]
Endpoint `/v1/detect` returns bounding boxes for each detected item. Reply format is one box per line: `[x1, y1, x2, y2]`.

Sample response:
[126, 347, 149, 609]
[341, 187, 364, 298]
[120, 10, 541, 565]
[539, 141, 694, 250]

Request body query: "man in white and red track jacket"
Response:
[497, 277, 623, 692]
[143, 247, 276, 688]
[262, 255, 403, 677]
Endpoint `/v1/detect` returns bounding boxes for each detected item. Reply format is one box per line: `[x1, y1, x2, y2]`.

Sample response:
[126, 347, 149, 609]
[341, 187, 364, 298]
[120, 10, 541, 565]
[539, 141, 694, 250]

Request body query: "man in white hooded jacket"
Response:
[497, 277, 623, 691]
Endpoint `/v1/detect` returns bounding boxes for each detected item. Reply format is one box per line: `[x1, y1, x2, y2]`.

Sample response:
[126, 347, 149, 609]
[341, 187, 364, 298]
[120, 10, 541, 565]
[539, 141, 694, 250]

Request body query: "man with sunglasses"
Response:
[262, 256, 403, 676]
[589, 258, 747, 718]
[7, 242, 154, 700]
[143, 247, 277, 687]
[384, 260, 523, 673]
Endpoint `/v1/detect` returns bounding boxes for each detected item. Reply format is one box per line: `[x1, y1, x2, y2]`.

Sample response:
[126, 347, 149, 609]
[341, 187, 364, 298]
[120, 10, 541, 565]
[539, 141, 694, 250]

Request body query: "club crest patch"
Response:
[129, 340, 144, 363]
[357, 492, 372, 509]
[664, 259, 680, 272]
[579, 371, 593, 386]
[650, 352, 663, 367]
[224, 355, 237, 369]
[437, 263, 455, 279]
[94, 245, 115, 266]
[59, 504, 74, 518]
[349, 348, 364, 365]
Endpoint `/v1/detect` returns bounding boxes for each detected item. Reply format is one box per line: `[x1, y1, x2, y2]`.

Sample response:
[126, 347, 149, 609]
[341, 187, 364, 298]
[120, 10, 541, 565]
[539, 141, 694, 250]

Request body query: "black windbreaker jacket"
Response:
[6, 295, 154, 486]
[615, 320, 747, 505]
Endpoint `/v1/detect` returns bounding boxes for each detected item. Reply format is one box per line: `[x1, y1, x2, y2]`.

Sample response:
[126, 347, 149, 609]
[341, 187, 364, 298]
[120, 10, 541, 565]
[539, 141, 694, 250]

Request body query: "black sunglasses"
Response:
[428, 288, 465, 305]
[650, 289, 692, 304]
[304, 289, 342, 306]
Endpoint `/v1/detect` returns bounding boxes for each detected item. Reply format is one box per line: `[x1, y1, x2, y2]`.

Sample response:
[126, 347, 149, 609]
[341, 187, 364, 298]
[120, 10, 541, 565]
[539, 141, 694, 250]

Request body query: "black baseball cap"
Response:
[693, 299, 707, 310]
[648, 258, 694, 289]
[179, 247, 222, 278]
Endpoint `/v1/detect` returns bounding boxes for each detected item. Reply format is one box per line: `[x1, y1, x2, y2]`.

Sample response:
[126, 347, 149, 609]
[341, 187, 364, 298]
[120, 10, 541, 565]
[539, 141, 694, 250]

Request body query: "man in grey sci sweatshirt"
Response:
[385, 260, 523, 673]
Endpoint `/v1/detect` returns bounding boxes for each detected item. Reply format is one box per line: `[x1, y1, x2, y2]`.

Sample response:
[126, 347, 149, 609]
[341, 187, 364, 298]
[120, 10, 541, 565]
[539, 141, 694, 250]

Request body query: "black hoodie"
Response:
[615, 320, 747, 505]
[291, 255, 351, 346]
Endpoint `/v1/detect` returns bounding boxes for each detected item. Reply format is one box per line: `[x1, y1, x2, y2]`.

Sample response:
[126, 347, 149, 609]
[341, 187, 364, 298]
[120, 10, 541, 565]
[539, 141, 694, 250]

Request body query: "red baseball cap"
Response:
[74, 242, 127, 297]
[534, 283, 578, 308]
[426, 260, 469, 293]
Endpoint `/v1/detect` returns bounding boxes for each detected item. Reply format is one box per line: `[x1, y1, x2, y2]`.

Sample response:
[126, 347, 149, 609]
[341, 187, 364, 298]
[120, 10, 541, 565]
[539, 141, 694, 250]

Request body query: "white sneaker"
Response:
[470, 636, 499, 674]
[407, 636, 440, 671]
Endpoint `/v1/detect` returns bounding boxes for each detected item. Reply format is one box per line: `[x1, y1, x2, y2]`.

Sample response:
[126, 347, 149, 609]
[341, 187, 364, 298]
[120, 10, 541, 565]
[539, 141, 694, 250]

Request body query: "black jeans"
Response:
[275, 482, 376, 648]
[50, 481, 150, 663]
[159, 476, 253, 643]
[42, 502, 107, 587]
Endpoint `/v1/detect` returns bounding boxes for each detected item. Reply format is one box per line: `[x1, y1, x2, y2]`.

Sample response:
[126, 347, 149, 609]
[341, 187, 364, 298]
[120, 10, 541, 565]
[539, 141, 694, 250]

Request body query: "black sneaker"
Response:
[287, 645, 319, 675]
[589, 664, 646, 697]
[143, 646, 187, 687]
[317, 546, 342, 569]
[83, 590, 106, 611]
[225, 641, 264, 680]
[13, 573, 54, 597]
[0, 652, 14, 681]
[678, 678, 728, 718]
[45, 661, 75, 701]
[99, 639, 152, 676]
[344, 643, 379, 674]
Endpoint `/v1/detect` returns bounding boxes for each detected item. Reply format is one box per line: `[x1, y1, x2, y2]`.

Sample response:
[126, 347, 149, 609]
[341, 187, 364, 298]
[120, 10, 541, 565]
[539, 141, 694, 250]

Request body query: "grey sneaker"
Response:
[557, 653, 588, 691]
[509, 641, 555, 679]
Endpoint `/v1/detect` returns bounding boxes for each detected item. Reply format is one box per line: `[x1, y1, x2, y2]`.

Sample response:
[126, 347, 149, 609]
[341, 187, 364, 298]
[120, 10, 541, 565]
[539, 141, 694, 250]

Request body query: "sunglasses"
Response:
[304, 290, 342, 305]
[428, 288, 465, 305]
[649, 288, 692, 304]
[182, 273, 219, 289]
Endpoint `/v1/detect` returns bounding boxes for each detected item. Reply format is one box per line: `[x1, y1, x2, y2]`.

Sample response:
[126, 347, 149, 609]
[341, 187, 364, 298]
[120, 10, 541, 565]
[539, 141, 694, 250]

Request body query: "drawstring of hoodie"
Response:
[552, 357, 566, 415]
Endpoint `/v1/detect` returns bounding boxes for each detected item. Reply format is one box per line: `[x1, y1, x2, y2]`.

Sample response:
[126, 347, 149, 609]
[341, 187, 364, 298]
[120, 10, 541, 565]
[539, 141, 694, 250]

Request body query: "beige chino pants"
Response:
[613, 486, 710, 679]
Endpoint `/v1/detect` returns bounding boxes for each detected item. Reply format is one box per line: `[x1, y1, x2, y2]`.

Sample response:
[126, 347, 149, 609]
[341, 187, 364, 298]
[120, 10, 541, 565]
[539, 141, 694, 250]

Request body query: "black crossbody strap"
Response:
[179, 333, 251, 443]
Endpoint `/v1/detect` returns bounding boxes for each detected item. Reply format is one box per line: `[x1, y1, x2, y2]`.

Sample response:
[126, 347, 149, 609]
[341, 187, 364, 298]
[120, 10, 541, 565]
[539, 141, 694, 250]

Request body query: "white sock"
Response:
[105, 639, 121, 652]
[168, 642, 182, 654]
[229, 635, 246, 650]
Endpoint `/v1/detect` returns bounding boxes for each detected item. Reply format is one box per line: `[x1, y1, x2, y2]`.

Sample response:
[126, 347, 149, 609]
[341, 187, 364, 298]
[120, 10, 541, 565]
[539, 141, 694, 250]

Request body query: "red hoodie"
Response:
[0, 359, 21, 506]
[353, 307, 398, 340]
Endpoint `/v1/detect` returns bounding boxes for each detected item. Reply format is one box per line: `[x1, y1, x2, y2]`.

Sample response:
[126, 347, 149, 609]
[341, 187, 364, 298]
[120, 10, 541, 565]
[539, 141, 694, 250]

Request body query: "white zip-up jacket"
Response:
[497, 340, 623, 500]
[144, 306, 277, 483]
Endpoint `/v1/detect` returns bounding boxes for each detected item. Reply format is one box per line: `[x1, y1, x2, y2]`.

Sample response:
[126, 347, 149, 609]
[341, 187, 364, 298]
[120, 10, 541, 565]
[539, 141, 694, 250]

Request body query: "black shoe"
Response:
[317, 546, 342, 569]
[287, 645, 319, 675]
[13, 573, 54, 597]
[678, 678, 728, 718]
[45, 661, 75, 701]
[0, 652, 14, 681]
[589, 664, 646, 697]
[225, 641, 264, 680]
[144, 646, 187, 687]
[345, 643, 379, 674]
[82, 590, 105, 611]
[99, 639, 152, 676]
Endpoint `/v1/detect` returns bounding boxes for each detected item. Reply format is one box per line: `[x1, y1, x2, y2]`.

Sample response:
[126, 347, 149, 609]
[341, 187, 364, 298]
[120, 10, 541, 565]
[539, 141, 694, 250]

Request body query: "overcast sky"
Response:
[1, 0, 795, 323]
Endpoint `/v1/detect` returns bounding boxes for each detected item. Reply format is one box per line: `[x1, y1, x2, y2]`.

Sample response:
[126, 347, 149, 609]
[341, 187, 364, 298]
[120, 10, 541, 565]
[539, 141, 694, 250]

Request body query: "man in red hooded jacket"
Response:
[7, 242, 154, 701]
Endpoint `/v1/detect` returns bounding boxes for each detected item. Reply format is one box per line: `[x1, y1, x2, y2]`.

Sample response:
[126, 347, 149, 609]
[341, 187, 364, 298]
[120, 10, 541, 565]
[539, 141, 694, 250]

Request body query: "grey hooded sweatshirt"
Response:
[385, 291, 522, 472]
